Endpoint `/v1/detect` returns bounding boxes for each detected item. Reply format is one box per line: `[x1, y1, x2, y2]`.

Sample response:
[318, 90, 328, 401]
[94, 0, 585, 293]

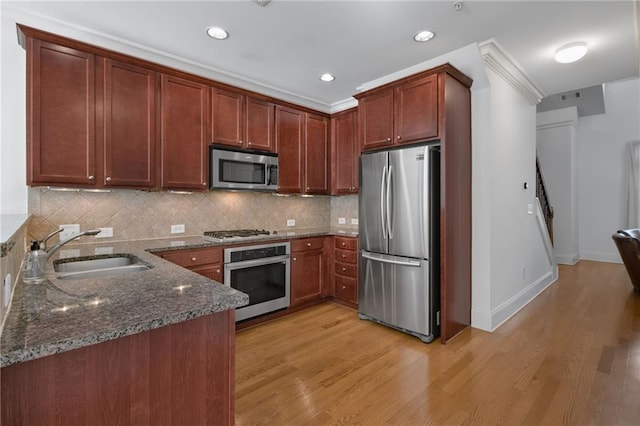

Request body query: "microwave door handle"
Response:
[267, 164, 275, 185]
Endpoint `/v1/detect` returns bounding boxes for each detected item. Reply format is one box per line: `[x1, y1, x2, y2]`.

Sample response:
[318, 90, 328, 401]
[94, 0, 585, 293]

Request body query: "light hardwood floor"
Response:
[235, 261, 640, 425]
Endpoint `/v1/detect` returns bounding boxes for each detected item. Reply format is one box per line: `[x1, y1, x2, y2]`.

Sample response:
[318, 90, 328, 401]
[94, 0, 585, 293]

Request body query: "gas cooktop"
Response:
[202, 229, 272, 242]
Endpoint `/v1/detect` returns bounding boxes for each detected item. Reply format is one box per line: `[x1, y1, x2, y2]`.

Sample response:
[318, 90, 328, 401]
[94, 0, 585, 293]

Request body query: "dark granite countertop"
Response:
[0, 227, 357, 367]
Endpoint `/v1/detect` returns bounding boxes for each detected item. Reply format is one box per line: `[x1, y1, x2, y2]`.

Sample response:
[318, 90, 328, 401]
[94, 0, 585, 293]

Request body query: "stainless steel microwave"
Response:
[210, 145, 278, 191]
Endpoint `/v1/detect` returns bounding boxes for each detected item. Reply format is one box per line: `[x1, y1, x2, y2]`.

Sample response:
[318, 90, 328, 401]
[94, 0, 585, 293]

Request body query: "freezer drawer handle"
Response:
[361, 252, 421, 267]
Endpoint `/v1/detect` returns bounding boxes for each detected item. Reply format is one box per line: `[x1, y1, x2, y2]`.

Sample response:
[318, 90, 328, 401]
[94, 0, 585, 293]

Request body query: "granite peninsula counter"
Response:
[0, 227, 357, 367]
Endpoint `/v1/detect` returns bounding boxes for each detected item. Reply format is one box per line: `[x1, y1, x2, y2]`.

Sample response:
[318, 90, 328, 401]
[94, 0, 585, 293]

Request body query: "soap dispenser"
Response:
[22, 241, 48, 284]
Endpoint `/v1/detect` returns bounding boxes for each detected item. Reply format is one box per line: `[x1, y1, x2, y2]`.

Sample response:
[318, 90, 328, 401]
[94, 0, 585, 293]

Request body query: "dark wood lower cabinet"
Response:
[1, 311, 235, 426]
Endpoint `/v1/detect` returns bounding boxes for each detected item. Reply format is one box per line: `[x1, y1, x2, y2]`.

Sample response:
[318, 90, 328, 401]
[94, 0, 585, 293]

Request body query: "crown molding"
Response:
[329, 97, 358, 114]
[1, 4, 334, 113]
[479, 39, 546, 105]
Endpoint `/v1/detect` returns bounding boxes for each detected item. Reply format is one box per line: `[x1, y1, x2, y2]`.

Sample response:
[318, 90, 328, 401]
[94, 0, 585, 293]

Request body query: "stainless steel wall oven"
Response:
[224, 242, 290, 321]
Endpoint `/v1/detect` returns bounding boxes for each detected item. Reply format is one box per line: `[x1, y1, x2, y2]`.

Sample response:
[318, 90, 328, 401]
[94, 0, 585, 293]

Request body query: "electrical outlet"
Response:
[59, 224, 80, 241]
[4, 274, 12, 309]
[338, 217, 346, 225]
[171, 224, 185, 234]
[527, 204, 534, 215]
[287, 219, 295, 227]
[96, 227, 113, 238]
[351, 218, 359, 225]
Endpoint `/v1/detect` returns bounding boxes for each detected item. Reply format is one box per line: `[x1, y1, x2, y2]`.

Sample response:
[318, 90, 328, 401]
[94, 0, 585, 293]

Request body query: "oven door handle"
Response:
[224, 255, 290, 270]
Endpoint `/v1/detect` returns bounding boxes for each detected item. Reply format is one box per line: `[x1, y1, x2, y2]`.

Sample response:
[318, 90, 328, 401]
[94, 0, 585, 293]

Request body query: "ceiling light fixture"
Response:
[413, 30, 435, 42]
[206, 26, 229, 40]
[319, 73, 335, 82]
[554, 42, 588, 63]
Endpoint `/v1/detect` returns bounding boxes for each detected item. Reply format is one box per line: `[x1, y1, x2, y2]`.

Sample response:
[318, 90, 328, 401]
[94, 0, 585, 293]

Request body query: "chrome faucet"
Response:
[46, 229, 102, 260]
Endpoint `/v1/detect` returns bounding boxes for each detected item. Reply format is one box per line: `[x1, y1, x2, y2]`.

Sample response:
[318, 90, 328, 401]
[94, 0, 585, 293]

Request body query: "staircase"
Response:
[536, 156, 554, 244]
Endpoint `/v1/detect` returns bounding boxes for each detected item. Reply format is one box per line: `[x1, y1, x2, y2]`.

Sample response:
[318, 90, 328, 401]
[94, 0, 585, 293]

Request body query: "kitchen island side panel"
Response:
[1, 310, 235, 426]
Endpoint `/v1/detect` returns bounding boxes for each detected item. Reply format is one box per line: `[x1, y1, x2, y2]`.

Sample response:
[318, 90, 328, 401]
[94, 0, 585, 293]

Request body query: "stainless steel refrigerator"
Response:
[358, 143, 440, 343]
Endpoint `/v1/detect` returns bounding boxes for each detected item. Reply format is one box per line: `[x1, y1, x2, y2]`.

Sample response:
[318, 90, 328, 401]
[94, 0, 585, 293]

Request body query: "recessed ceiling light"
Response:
[554, 42, 588, 63]
[413, 30, 435, 42]
[206, 26, 229, 40]
[319, 73, 335, 82]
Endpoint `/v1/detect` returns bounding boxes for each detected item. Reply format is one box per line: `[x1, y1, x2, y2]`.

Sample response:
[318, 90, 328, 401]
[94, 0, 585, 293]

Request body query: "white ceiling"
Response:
[4, 1, 639, 112]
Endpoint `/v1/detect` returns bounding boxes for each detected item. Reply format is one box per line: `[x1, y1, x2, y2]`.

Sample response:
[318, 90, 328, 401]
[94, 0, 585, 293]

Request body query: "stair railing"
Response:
[536, 156, 554, 245]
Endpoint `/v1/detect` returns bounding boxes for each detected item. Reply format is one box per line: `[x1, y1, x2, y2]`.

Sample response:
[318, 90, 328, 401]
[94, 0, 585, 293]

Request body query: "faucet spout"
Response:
[46, 229, 101, 260]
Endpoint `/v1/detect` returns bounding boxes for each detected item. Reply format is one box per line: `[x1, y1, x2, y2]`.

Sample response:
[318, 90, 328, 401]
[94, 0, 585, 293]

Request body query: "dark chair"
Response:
[612, 229, 640, 292]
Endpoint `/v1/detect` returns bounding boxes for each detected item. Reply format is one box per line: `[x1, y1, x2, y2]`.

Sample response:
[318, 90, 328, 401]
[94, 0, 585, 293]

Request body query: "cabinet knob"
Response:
[341, 242, 346, 247]
[216, 269, 221, 274]
[386, 137, 391, 142]
[106, 176, 112, 182]
[248, 141, 252, 145]
[306, 242, 312, 247]
[239, 140, 243, 144]
[342, 267, 347, 272]
[293, 257, 297, 261]
[342, 286, 346, 290]
[202, 182, 207, 186]
[191, 257, 197, 262]
[88, 175, 95, 181]
[397, 135, 401, 140]
[341, 254, 347, 259]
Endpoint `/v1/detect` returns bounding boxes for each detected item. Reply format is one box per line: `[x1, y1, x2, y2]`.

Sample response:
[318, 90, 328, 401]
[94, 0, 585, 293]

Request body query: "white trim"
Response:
[479, 39, 546, 105]
[490, 268, 557, 331]
[471, 309, 492, 332]
[535, 198, 556, 267]
[536, 120, 578, 131]
[329, 97, 358, 114]
[554, 253, 580, 265]
[579, 251, 622, 264]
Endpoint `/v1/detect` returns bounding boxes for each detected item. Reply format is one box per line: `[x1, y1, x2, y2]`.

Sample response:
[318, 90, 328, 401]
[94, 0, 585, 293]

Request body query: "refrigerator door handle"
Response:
[423, 145, 430, 257]
[387, 164, 394, 240]
[381, 165, 388, 239]
[362, 251, 422, 267]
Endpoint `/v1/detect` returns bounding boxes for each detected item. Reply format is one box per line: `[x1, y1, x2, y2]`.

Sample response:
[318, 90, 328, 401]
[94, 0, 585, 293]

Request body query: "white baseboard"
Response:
[555, 252, 579, 265]
[489, 267, 558, 331]
[579, 251, 621, 264]
[471, 309, 492, 331]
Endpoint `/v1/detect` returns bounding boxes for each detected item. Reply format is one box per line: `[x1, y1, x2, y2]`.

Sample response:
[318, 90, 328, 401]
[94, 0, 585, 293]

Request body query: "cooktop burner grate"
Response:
[203, 229, 271, 242]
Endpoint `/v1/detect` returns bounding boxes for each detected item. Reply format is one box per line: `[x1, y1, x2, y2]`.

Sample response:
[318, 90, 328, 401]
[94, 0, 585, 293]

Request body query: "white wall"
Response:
[0, 13, 27, 215]
[578, 77, 640, 262]
[536, 107, 579, 264]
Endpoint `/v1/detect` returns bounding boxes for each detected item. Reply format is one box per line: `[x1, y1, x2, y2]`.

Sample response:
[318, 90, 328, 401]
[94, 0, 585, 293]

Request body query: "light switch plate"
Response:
[351, 218, 359, 225]
[59, 224, 80, 241]
[287, 219, 295, 227]
[96, 227, 113, 238]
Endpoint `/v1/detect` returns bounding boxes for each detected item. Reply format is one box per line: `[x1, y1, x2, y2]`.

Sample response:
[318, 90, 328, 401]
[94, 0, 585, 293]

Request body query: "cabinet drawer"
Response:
[191, 264, 223, 283]
[335, 275, 357, 303]
[291, 237, 325, 252]
[334, 237, 357, 251]
[335, 249, 357, 264]
[334, 261, 356, 278]
[160, 247, 222, 268]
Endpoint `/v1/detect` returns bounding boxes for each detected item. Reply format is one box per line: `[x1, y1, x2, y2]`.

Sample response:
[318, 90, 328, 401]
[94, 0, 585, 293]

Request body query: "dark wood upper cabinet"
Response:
[101, 58, 157, 188]
[357, 73, 438, 151]
[27, 39, 96, 186]
[395, 74, 438, 144]
[160, 74, 210, 190]
[304, 114, 329, 194]
[330, 109, 358, 195]
[276, 106, 329, 195]
[212, 88, 275, 152]
[275, 105, 304, 193]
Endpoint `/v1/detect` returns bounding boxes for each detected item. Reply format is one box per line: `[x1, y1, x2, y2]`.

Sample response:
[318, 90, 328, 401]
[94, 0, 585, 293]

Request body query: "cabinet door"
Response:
[291, 249, 323, 305]
[331, 110, 358, 194]
[395, 74, 438, 144]
[304, 114, 329, 194]
[212, 88, 244, 147]
[160, 75, 210, 190]
[102, 59, 157, 188]
[275, 106, 304, 193]
[358, 88, 394, 151]
[245, 97, 275, 152]
[28, 39, 96, 186]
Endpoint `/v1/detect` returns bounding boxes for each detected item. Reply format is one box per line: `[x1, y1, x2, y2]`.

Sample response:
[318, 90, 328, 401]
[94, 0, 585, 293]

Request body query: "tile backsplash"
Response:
[330, 195, 358, 227]
[28, 188, 347, 241]
[0, 219, 27, 330]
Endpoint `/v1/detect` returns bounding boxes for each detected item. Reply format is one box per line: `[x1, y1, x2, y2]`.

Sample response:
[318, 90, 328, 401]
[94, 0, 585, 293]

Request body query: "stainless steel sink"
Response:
[53, 254, 152, 280]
